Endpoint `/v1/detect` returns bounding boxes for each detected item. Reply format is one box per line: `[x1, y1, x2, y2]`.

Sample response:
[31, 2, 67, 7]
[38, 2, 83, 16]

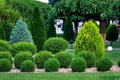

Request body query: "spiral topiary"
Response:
[96, 58, 113, 71]
[10, 42, 37, 56]
[44, 58, 60, 72]
[35, 51, 53, 69]
[55, 51, 72, 68]
[0, 51, 12, 63]
[43, 37, 68, 54]
[0, 58, 12, 72]
[75, 21, 104, 59]
[78, 50, 96, 68]
[20, 60, 35, 72]
[14, 52, 33, 69]
[71, 57, 87, 72]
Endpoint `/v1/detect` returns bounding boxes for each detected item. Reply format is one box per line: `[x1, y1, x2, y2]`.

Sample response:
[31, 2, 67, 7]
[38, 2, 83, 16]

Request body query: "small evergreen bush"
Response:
[0, 40, 11, 51]
[35, 51, 53, 69]
[78, 50, 96, 68]
[43, 37, 68, 54]
[106, 23, 119, 41]
[55, 51, 72, 68]
[0, 58, 12, 72]
[71, 57, 86, 72]
[0, 52, 12, 63]
[75, 21, 104, 59]
[117, 60, 120, 67]
[9, 18, 33, 44]
[44, 58, 60, 72]
[14, 52, 33, 69]
[20, 60, 35, 72]
[10, 42, 37, 56]
[96, 58, 113, 71]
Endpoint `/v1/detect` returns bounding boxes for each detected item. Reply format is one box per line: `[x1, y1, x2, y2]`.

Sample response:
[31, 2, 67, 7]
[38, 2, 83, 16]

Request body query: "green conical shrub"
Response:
[30, 7, 46, 51]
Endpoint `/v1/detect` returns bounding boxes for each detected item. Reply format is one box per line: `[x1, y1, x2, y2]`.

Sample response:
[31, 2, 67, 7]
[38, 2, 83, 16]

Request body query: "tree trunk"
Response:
[74, 21, 79, 36]
[100, 20, 107, 42]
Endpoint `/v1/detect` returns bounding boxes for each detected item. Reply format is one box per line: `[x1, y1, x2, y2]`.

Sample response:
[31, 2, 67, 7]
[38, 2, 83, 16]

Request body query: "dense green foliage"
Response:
[47, 16, 56, 38]
[55, 51, 72, 68]
[96, 58, 113, 71]
[0, 58, 12, 72]
[106, 24, 119, 41]
[49, 0, 61, 6]
[20, 60, 35, 72]
[0, 52, 12, 63]
[14, 52, 33, 69]
[30, 7, 46, 51]
[9, 18, 33, 44]
[0, 40, 11, 51]
[43, 37, 68, 54]
[35, 51, 53, 69]
[75, 21, 104, 59]
[63, 16, 75, 41]
[10, 42, 37, 56]
[0, 21, 6, 40]
[78, 51, 96, 68]
[44, 58, 60, 72]
[71, 57, 87, 72]
[117, 60, 120, 67]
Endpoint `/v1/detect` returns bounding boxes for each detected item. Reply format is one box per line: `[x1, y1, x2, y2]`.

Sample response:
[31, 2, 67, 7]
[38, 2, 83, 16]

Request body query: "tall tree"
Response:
[9, 18, 33, 44]
[30, 7, 46, 51]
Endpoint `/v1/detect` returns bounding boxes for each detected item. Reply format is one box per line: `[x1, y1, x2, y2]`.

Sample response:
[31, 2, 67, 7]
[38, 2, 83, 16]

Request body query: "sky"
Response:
[37, 0, 49, 3]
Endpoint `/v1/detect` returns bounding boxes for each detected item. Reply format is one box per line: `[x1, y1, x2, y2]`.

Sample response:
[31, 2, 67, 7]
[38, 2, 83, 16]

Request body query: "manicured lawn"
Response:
[0, 72, 120, 80]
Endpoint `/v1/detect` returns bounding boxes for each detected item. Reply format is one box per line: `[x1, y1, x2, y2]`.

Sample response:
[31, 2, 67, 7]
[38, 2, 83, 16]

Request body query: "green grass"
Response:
[0, 72, 120, 80]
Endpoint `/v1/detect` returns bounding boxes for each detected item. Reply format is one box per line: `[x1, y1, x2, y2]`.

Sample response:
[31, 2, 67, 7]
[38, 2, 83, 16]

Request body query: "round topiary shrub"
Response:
[55, 51, 72, 68]
[71, 57, 86, 72]
[43, 37, 68, 54]
[106, 23, 119, 41]
[96, 58, 113, 71]
[78, 50, 96, 68]
[0, 58, 12, 72]
[0, 40, 11, 51]
[75, 21, 104, 59]
[14, 52, 33, 69]
[10, 42, 37, 56]
[35, 51, 53, 69]
[0, 52, 12, 63]
[44, 58, 60, 72]
[20, 60, 35, 72]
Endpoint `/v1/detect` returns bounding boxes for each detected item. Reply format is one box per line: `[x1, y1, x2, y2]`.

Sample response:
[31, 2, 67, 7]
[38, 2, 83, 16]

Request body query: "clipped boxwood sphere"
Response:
[0, 58, 12, 72]
[71, 57, 86, 72]
[78, 50, 96, 68]
[43, 37, 68, 54]
[35, 51, 53, 69]
[118, 60, 120, 67]
[14, 52, 33, 69]
[96, 58, 113, 71]
[10, 42, 37, 56]
[75, 21, 104, 59]
[0, 40, 11, 51]
[0, 52, 12, 63]
[55, 51, 72, 68]
[20, 60, 35, 72]
[44, 58, 60, 72]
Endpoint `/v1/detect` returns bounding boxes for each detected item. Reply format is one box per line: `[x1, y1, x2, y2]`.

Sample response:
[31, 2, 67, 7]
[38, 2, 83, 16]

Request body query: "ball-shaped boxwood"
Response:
[20, 60, 35, 72]
[0, 58, 12, 72]
[78, 50, 96, 68]
[96, 58, 113, 71]
[14, 52, 33, 69]
[55, 51, 72, 68]
[75, 21, 104, 59]
[35, 51, 53, 69]
[44, 58, 60, 72]
[0, 52, 12, 63]
[10, 42, 37, 56]
[43, 37, 68, 54]
[117, 60, 120, 67]
[0, 40, 11, 51]
[71, 57, 87, 72]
